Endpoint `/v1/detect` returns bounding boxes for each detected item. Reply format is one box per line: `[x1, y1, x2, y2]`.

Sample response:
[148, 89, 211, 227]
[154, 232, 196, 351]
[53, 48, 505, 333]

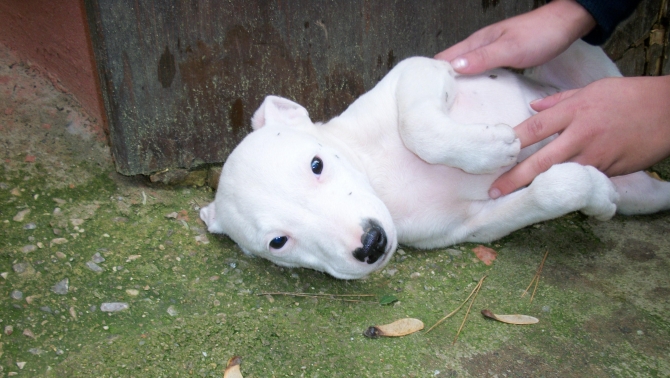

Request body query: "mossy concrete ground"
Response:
[1, 44, 670, 378]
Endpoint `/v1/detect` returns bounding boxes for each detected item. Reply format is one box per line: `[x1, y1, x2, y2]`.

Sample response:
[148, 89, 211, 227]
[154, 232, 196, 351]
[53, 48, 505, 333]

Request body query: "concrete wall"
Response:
[0, 0, 105, 134]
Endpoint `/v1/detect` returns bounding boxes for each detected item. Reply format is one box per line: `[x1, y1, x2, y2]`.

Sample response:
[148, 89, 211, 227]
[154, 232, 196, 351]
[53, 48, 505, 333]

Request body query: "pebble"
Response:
[384, 269, 398, 276]
[37, 242, 44, 248]
[100, 302, 129, 312]
[1, 272, 7, 279]
[50, 238, 68, 247]
[13, 262, 28, 273]
[56, 252, 66, 259]
[86, 261, 103, 272]
[195, 234, 209, 244]
[446, 248, 462, 257]
[25, 295, 38, 304]
[70, 218, 84, 226]
[10, 290, 23, 300]
[16, 362, 26, 370]
[126, 289, 139, 296]
[23, 222, 36, 230]
[52, 278, 69, 295]
[167, 305, 178, 317]
[91, 252, 105, 263]
[13, 209, 30, 222]
[410, 272, 421, 279]
[28, 348, 43, 355]
[22, 328, 35, 339]
[5, 325, 13, 335]
[53, 208, 62, 216]
[21, 244, 37, 253]
[40, 306, 52, 313]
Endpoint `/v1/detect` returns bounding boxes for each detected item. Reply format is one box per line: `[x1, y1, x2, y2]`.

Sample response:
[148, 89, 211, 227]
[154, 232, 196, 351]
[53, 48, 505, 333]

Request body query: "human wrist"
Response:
[548, 0, 597, 40]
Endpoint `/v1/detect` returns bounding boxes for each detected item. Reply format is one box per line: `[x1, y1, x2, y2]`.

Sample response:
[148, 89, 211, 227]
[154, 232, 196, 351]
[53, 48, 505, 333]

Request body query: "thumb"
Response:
[448, 42, 516, 75]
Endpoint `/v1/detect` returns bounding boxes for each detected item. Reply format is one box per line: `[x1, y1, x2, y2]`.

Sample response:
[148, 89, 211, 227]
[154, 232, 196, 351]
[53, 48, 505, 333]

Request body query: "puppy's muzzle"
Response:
[353, 219, 387, 264]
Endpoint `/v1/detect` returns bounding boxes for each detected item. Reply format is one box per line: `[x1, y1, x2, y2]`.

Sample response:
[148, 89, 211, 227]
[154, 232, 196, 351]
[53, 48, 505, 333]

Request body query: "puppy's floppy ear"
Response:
[199, 202, 224, 234]
[251, 95, 311, 130]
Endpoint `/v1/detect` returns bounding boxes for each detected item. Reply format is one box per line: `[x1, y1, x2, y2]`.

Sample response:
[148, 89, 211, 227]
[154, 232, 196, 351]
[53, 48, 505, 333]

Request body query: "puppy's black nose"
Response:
[353, 220, 387, 264]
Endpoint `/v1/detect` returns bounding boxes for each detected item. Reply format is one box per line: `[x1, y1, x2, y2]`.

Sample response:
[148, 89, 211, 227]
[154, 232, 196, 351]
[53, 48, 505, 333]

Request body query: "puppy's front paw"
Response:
[460, 123, 520, 174]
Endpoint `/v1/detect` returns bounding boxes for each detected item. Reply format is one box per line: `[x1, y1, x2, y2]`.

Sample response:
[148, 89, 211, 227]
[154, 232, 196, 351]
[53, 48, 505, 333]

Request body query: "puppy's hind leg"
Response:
[395, 58, 520, 174]
[453, 163, 618, 243]
[611, 171, 670, 215]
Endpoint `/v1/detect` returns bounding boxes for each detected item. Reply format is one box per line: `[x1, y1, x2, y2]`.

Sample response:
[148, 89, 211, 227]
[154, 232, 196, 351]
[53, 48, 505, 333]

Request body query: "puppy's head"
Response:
[200, 96, 397, 279]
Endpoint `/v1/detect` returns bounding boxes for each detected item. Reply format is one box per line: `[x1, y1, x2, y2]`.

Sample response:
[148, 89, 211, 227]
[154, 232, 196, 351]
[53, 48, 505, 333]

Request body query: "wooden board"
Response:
[85, 0, 667, 176]
[85, 0, 541, 175]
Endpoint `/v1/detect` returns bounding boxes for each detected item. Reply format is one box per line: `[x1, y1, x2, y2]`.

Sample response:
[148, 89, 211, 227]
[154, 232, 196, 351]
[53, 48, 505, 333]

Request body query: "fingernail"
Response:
[489, 188, 501, 199]
[451, 57, 468, 70]
[529, 98, 541, 105]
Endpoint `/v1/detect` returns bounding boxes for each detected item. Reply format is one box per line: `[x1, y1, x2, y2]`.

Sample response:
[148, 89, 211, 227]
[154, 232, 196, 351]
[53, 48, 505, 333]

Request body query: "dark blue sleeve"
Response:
[575, 0, 643, 44]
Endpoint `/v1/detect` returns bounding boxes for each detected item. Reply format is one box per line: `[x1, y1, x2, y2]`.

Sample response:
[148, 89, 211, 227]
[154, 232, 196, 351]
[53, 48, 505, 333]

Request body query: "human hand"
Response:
[489, 75, 670, 199]
[435, 0, 595, 74]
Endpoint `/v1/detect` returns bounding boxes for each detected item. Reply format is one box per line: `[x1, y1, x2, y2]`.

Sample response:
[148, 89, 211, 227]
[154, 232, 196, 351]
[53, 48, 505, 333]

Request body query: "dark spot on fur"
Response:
[489, 74, 497, 79]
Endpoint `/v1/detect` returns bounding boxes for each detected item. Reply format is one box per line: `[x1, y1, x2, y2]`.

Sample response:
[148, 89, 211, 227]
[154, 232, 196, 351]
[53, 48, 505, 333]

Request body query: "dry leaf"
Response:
[472, 245, 497, 265]
[363, 318, 424, 338]
[481, 309, 539, 325]
[223, 356, 243, 378]
[176, 209, 189, 222]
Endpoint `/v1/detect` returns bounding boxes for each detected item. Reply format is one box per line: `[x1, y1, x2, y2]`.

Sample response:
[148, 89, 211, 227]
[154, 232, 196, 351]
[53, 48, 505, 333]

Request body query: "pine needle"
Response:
[522, 250, 548, 303]
[256, 292, 376, 303]
[452, 275, 486, 344]
[425, 275, 487, 334]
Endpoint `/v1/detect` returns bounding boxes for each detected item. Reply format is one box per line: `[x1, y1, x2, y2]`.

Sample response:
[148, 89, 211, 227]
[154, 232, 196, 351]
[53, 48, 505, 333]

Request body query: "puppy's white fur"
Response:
[201, 40, 670, 279]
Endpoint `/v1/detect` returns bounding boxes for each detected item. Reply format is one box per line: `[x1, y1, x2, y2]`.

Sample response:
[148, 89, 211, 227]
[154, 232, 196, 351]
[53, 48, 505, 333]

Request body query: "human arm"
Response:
[489, 75, 670, 199]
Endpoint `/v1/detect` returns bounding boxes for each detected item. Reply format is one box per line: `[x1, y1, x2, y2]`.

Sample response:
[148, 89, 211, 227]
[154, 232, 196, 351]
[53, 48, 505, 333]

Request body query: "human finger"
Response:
[489, 137, 575, 198]
[514, 105, 573, 148]
[445, 38, 523, 74]
[434, 29, 496, 63]
[530, 89, 579, 112]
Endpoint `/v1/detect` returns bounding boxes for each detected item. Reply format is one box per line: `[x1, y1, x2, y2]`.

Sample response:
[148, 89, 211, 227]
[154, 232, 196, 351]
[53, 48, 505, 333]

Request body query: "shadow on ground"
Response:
[1, 44, 669, 377]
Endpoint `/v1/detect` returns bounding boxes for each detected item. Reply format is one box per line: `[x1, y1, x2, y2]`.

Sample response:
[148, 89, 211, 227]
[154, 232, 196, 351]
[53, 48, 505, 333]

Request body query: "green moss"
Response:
[2, 164, 670, 377]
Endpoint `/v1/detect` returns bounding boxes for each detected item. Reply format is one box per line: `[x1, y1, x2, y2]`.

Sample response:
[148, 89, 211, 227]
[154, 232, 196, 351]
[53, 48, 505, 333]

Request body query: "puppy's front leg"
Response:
[395, 58, 520, 174]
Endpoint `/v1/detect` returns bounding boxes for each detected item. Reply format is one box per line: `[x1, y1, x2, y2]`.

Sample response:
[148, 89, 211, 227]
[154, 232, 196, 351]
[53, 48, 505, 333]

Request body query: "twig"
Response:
[256, 292, 377, 303]
[452, 276, 486, 344]
[522, 250, 549, 303]
[425, 275, 487, 334]
[257, 292, 375, 297]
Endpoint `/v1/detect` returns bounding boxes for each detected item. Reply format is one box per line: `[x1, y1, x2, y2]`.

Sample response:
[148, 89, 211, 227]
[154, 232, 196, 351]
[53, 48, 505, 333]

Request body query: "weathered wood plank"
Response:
[86, 0, 665, 176]
[86, 0, 540, 175]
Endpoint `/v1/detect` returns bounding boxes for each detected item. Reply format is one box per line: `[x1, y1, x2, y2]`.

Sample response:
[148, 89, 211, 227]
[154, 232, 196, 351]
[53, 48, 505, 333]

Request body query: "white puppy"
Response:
[200, 40, 670, 279]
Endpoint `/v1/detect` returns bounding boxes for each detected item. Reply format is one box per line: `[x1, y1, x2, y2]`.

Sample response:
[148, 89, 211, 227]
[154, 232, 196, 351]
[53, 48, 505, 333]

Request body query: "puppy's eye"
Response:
[311, 157, 323, 175]
[269, 236, 288, 249]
